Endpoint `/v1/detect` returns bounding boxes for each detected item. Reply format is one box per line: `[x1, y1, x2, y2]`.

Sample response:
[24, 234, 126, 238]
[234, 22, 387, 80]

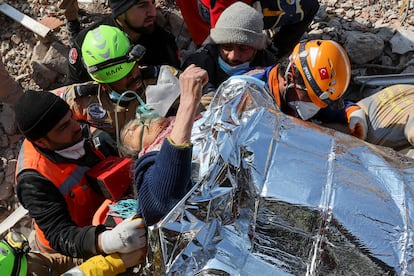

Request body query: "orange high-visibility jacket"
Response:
[16, 140, 105, 253]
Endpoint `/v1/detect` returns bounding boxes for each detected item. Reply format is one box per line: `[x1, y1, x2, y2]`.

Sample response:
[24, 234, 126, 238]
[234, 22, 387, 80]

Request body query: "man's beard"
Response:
[124, 18, 155, 35]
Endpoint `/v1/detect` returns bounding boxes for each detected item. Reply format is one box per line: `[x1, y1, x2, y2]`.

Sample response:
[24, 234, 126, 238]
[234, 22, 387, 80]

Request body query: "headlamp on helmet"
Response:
[81, 25, 146, 83]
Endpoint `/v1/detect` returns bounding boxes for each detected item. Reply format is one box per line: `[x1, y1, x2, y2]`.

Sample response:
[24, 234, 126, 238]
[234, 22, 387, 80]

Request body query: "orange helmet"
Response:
[290, 40, 351, 108]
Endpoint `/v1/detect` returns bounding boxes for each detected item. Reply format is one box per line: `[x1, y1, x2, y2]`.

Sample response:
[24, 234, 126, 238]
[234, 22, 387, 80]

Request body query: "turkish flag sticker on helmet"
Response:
[69, 48, 78, 65]
[318, 67, 329, 80]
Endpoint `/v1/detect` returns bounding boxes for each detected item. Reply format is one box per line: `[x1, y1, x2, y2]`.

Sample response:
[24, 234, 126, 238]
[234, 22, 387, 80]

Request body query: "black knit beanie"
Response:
[109, 0, 140, 18]
[13, 90, 70, 141]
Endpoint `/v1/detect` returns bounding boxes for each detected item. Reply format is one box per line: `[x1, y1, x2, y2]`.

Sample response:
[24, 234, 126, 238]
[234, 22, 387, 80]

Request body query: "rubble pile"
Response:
[1, 0, 413, 92]
[0, 0, 413, 235]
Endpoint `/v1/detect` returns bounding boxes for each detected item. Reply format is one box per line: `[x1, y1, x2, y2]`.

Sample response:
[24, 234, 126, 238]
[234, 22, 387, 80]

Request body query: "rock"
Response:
[375, 27, 395, 42]
[42, 41, 70, 75]
[390, 29, 414, 54]
[0, 177, 13, 202]
[4, 159, 17, 186]
[0, 131, 9, 149]
[32, 41, 50, 62]
[10, 34, 22, 45]
[0, 104, 17, 136]
[31, 60, 59, 89]
[343, 31, 385, 64]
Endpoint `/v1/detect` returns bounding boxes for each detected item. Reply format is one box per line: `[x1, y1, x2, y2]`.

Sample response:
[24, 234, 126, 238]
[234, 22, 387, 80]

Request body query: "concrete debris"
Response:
[390, 29, 414, 54]
[343, 31, 385, 64]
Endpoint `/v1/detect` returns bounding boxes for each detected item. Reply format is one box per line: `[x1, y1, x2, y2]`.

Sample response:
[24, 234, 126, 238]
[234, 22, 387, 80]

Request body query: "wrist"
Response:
[166, 136, 192, 148]
[345, 105, 361, 122]
[178, 97, 199, 108]
[97, 232, 105, 254]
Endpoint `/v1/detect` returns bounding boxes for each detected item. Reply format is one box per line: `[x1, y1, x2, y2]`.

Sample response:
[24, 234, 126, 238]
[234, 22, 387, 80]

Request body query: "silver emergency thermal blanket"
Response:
[141, 75, 414, 275]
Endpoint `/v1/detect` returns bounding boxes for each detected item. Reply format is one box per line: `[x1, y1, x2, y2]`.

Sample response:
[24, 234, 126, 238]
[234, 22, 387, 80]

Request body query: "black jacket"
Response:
[182, 43, 278, 94]
[66, 16, 180, 85]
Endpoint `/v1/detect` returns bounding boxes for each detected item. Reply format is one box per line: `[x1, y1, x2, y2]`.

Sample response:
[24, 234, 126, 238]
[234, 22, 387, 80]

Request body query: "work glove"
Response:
[404, 114, 414, 146]
[101, 217, 146, 254]
[348, 108, 368, 140]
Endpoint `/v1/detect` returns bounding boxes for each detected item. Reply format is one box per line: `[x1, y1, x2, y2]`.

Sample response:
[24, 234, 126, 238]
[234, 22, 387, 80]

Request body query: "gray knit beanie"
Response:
[210, 2, 266, 50]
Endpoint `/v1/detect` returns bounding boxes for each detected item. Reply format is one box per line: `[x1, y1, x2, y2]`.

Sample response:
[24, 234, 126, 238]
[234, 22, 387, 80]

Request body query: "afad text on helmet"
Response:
[302, 66, 312, 82]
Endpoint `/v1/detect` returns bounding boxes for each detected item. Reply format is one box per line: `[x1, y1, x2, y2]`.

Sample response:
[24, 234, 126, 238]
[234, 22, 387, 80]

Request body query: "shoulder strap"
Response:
[74, 84, 100, 98]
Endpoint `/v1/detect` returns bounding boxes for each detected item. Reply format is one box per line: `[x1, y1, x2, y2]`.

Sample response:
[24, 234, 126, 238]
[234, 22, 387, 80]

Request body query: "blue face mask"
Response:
[218, 56, 251, 76]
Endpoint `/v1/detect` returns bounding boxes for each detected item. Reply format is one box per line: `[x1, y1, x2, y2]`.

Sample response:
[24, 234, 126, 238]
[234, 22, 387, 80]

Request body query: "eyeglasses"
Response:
[86, 44, 146, 74]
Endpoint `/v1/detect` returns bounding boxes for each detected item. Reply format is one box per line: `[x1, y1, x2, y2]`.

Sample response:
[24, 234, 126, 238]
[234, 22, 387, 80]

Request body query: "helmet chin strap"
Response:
[282, 59, 297, 102]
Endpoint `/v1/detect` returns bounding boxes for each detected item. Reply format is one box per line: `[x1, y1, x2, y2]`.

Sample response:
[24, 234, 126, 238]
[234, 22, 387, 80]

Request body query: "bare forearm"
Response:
[170, 64, 208, 144]
[169, 100, 198, 144]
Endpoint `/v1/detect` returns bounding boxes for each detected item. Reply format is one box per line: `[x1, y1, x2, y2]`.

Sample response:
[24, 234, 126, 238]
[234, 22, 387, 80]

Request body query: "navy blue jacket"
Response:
[134, 139, 193, 226]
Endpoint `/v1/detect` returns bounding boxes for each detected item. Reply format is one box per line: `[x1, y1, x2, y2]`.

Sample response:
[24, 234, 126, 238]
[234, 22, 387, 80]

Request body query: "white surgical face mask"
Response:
[55, 139, 86, 159]
[218, 56, 250, 76]
[288, 101, 320, 120]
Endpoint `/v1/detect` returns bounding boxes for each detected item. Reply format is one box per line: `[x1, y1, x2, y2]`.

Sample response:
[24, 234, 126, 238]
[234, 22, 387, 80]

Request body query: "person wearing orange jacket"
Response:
[247, 39, 367, 139]
[13, 90, 147, 274]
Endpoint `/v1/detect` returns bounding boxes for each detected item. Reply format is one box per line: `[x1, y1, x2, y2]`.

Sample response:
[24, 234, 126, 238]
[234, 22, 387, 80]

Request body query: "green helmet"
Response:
[81, 25, 136, 83]
[0, 240, 28, 276]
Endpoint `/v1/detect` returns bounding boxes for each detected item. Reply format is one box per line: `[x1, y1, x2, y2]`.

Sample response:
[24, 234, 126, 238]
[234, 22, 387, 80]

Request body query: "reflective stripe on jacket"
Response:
[16, 140, 106, 253]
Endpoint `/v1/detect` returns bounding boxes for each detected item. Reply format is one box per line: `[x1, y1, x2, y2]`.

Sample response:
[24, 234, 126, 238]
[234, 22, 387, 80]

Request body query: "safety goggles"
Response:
[86, 44, 146, 74]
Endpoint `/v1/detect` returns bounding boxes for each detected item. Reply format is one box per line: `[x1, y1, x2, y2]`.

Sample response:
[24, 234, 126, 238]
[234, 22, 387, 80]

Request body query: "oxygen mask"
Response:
[115, 90, 160, 149]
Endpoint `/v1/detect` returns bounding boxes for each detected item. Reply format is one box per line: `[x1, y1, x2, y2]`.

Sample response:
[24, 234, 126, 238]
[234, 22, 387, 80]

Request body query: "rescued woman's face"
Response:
[123, 117, 170, 151]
